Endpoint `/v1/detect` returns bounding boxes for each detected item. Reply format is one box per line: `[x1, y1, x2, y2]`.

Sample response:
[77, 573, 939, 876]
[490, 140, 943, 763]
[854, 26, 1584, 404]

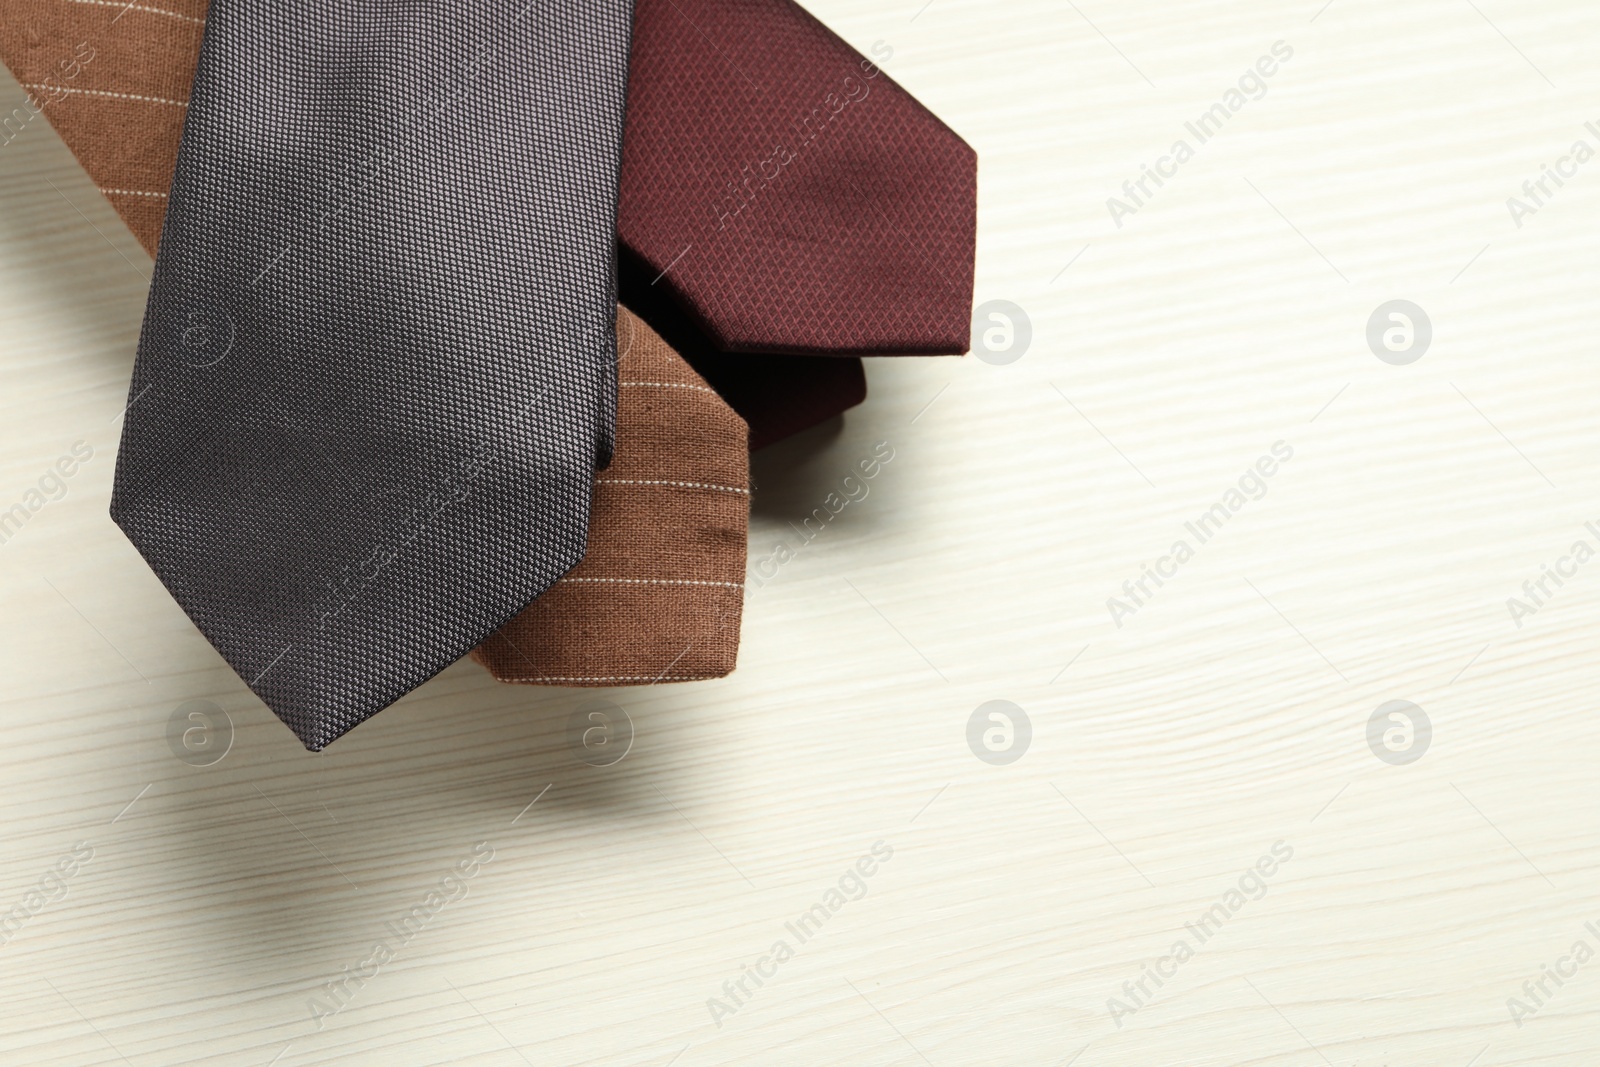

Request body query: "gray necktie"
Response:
[110, 0, 635, 749]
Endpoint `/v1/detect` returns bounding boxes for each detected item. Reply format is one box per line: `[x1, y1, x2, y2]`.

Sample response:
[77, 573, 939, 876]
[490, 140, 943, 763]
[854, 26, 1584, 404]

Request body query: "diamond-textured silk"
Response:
[619, 0, 979, 356]
[109, 0, 635, 749]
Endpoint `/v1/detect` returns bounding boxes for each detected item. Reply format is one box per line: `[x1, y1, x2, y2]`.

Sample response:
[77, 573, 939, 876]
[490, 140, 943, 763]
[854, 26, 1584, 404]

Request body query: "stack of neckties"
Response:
[0, 0, 977, 749]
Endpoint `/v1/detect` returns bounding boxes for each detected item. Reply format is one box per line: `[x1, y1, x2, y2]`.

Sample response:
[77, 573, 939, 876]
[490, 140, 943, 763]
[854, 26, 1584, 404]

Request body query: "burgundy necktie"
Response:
[618, 0, 978, 438]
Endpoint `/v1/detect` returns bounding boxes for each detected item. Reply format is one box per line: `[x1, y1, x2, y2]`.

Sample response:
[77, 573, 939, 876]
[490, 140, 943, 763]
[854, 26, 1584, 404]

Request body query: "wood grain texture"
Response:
[3, 1, 1600, 1063]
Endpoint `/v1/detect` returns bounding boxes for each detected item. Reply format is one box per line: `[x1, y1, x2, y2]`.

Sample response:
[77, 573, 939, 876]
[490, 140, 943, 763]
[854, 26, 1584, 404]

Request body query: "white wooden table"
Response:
[3, 1, 1599, 1063]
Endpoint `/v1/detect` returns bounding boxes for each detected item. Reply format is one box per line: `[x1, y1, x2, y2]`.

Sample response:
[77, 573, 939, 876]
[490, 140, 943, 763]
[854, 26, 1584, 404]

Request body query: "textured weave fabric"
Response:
[0, 0, 752, 708]
[618, 0, 979, 356]
[474, 307, 749, 684]
[109, 0, 634, 749]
